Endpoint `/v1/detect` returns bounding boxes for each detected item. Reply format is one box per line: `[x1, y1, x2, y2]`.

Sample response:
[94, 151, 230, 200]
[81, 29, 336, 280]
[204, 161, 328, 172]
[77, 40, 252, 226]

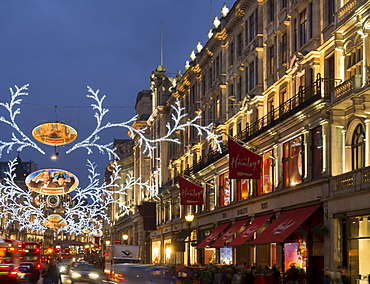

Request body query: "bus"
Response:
[0, 239, 22, 265]
[20, 242, 41, 262]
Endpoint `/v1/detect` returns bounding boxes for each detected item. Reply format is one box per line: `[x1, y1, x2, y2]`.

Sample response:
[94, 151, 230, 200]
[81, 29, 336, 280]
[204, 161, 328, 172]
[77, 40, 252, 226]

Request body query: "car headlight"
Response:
[88, 272, 100, 279]
[71, 272, 81, 278]
[59, 266, 66, 272]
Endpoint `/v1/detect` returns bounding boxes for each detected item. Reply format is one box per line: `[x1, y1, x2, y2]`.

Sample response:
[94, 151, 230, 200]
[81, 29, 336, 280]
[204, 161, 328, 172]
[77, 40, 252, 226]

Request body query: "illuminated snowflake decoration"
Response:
[0, 84, 223, 235]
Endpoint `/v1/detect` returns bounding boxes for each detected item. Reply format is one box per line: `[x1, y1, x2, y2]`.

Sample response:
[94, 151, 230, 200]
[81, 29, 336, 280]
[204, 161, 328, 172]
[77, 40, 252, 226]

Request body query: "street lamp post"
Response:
[122, 233, 128, 245]
[185, 213, 194, 266]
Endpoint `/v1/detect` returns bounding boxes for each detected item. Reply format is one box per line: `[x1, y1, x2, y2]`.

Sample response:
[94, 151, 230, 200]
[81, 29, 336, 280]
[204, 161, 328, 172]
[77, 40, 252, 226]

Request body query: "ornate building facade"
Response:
[114, 0, 370, 282]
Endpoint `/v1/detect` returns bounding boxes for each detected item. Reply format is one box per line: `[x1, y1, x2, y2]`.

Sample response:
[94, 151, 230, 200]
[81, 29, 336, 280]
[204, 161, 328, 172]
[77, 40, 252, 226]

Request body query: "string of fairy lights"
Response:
[0, 84, 222, 236]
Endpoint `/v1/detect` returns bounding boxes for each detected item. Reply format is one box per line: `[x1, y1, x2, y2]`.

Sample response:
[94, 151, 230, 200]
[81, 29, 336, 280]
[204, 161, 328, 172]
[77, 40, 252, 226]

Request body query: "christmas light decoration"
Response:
[0, 84, 223, 235]
[0, 84, 45, 157]
[66, 86, 222, 158]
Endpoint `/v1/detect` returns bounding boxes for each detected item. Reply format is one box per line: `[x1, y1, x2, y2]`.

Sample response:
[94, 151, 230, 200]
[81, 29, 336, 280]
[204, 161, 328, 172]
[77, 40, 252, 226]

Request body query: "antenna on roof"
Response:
[160, 22, 164, 66]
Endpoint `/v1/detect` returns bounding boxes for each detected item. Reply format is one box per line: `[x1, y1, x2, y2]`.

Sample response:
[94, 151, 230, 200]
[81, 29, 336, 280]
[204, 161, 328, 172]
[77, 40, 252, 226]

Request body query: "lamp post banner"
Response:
[228, 137, 262, 179]
[179, 175, 204, 205]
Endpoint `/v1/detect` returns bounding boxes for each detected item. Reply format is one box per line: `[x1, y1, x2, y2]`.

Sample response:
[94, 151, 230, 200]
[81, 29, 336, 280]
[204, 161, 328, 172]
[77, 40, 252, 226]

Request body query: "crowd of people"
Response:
[27, 259, 62, 284]
[200, 263, 285, 284]
[175, 262, 355, 284]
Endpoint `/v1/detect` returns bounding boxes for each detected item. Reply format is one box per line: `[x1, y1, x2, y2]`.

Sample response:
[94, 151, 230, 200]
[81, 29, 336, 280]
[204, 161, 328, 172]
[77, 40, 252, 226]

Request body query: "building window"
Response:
[229, 127, 233, 137]
[219, 173, 231, 206]
[208, 67, 213, 88]
[245, 65, 249, 93]
[216, 96, 221, 118]
[352, 124, 365, 170]
[312, 126, 323, 178]
[327, 0, 335, 24]
[164, 200, 171, 222]
[283, 136, 303, 187]
[249, 61, 255, 90]
[190, 85, 196, 106]
[263, 151, 275, 194]
[346, 46, 363, 78]
[228, 83, 234, 111]
[229, 42, 234, 66]
[300, 9, 307, 46]
[249, 12, 255, 42]
[172, 196, 180, 219]
[236, 79, 242, 102]
[205, 180, 215, 211]
[269, 0, 275, 23]
[293, 18, 298, 52]
[215, 54, 221, 78]
[237, 179, 249, 200]
[269, 45, 275, 75]
[281, 33, 287, 64]
[237, 33, 242, 58]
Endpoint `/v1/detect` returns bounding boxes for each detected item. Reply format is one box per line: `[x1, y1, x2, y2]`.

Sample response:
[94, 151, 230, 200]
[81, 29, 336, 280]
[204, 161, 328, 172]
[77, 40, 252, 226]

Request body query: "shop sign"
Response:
[178, 175, 204, 205]
[228, 137, 262, 179]
[237, 207, 248, 215]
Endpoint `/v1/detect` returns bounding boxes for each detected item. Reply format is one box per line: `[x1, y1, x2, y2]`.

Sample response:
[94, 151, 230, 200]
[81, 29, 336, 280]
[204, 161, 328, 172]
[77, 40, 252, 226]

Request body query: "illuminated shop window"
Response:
[219, 173, 231, 207]
[206, 181, 215, 211]
[312, 126, 323, 178]
[283, 136, 303, 187]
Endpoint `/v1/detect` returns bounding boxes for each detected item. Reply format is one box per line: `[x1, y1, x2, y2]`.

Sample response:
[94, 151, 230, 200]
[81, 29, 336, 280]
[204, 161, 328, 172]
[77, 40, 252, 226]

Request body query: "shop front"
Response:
[151, 239, 161, 264]
[336, 213, 370, 283]
[251, 204, 324, 283]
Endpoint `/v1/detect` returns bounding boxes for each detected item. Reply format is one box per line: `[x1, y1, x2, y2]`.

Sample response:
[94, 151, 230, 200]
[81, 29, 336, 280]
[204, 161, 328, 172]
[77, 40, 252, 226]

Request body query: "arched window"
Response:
[352, 124, 365, 170]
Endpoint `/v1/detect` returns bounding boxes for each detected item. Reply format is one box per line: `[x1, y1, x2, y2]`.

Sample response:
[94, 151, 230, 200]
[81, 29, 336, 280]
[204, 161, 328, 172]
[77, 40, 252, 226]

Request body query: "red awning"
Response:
[196, 222, 231, 249]
[211, 218, 249, 247]
[251, 204, 321, 244]
[228, 213, 274, 246]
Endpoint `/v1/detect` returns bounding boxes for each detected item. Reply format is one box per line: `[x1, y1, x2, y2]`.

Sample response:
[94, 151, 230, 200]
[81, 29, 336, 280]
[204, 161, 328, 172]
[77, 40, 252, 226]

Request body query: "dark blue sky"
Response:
[0, 0, 235, 186]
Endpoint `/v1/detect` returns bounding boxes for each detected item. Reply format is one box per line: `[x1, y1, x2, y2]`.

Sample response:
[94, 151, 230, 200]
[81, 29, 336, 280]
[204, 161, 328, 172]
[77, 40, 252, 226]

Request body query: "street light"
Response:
[185, 213, 194, 266]
[122, 233, 128, 245]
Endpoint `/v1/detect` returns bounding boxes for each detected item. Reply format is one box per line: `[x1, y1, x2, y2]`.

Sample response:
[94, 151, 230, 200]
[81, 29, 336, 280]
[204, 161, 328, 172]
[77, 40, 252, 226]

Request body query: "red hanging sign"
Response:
[228, 137, 262, 179]
[178, 176, 204, 205]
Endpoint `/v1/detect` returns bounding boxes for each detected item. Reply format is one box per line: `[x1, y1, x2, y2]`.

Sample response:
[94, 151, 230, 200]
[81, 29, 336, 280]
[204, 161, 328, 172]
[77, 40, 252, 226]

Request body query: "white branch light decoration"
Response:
[0, 84, 222, 235]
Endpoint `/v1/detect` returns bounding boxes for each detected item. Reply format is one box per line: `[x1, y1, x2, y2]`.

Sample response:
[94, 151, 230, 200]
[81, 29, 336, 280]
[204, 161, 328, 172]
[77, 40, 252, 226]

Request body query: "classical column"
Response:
[365, 119, 370, 167]
[320, 119, 329, 174]
[341, 129, 347, 173]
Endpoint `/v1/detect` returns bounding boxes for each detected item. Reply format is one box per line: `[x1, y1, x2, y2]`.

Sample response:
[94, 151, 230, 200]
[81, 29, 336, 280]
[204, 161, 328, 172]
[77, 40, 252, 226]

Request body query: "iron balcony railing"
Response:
[236, 74, 332, 142]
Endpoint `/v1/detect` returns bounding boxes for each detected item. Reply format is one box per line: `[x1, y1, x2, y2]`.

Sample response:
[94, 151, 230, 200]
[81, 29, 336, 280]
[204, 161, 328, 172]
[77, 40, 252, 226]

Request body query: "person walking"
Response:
[231, 269, 243, 284]
[43, 260, 62, 284]
[29, 260, 41, 284]
[285, 263, 299, 284]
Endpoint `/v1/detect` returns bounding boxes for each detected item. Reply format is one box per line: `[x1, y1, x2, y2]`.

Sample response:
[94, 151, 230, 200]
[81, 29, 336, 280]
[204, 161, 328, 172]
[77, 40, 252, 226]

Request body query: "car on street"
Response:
[0, 263, 20, 284]
[107, 264, 175, 284]
[57, 261, 70, 274]
[69, 262, 106, 284]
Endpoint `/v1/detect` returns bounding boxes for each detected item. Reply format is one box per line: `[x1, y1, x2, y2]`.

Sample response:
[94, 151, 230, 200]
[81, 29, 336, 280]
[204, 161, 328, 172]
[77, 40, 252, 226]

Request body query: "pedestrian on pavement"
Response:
[285, 263, 299, 284]
[244, 265, 256, 284]
[231, 269, 243, 284]
[43, 260, 63, 284]
[29, 260, 41, 284]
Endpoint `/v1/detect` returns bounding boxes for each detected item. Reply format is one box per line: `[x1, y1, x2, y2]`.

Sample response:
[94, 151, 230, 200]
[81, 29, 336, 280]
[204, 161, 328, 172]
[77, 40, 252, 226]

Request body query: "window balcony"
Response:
[335, 0, 368, 27]
[236, 75, 332, 142]
[332, 74, 362, 104]
[332, 166, 370, 195]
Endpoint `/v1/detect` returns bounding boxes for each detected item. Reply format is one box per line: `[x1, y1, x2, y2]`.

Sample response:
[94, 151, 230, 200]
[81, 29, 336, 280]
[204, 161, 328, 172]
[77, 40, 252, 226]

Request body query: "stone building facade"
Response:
[115, 0, 370, 282]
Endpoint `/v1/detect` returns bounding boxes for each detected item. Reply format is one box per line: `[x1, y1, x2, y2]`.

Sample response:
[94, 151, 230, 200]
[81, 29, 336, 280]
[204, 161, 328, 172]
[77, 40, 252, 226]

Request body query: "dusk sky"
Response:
[0, 0, 235, 185]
